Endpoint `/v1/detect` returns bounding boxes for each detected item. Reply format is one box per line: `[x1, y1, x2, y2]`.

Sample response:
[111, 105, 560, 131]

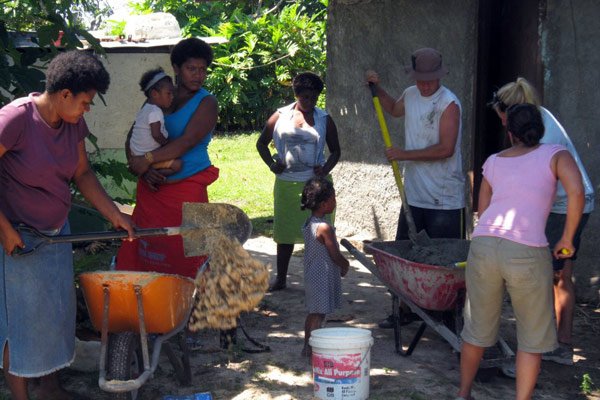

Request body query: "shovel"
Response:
[368, 83, 431, 246]
[13, 202, 252, 257]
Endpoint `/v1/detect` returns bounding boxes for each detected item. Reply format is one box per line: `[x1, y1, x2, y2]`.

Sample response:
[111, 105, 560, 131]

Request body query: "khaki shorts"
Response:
[461, 236, 557, 353]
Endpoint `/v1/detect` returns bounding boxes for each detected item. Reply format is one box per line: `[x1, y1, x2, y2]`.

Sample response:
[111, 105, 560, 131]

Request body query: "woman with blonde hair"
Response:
[490, 77, 595, 365]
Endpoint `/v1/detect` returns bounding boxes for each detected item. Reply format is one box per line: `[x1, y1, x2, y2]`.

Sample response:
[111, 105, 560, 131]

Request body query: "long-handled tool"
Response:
[14, 202, 252, 257]
[368, 83, 430, 245]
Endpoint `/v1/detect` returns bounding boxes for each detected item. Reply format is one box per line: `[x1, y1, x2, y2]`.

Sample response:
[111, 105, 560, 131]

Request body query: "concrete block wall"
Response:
[327, 0, 478, 240]
[542, 0, 600, 301]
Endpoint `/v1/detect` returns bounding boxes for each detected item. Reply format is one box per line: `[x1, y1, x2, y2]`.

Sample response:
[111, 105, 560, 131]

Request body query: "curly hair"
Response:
[139, 67, 173, 97]
[45, 51, 110, 95]
[507, 103, 545, 147]
[292, 72, 324, 95]
[170, 38, 213, 68]
[301, 177, 335, 211]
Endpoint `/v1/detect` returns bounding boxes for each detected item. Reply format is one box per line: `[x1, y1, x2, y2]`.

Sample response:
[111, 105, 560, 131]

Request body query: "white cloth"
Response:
[401, 85, 466, 209]
[130, 103, 168, 156]
[539, 107, 595, 214]
[272, 103, 328, 182]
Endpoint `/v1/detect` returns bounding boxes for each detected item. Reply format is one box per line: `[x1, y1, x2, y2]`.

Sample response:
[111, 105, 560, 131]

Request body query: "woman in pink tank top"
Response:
[456, 104, 584, 400]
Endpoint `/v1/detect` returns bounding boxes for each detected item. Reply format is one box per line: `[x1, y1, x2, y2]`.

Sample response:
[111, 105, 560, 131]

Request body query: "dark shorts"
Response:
[395, 206, 465, 240]
[545, 212, 590, 270]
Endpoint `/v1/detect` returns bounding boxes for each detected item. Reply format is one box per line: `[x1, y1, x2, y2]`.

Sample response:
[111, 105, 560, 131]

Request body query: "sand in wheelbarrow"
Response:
[377, 238, 470, 267]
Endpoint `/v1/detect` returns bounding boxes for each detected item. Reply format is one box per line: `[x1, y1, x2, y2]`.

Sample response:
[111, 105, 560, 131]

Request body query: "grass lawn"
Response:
[208, 131, 274, 237]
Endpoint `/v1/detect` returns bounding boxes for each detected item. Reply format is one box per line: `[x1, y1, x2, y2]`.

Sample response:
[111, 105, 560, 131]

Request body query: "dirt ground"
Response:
[2, 235, 600, 400]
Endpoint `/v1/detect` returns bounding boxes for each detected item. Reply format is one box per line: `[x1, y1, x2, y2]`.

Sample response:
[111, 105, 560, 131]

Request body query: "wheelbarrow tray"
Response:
[366, 239, 469, 311]
[342, 239, 515, 370]
[80, 271, 196, 334]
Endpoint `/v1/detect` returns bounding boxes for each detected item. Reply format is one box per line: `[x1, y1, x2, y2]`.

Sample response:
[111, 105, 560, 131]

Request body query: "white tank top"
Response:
[402, 85, 466, 209]
[272, 103, 328, 182]
[539, 107, 595, 214]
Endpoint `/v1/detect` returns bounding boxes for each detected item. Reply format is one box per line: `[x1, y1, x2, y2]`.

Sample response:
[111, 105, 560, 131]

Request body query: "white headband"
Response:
[144, 72, 168, 92]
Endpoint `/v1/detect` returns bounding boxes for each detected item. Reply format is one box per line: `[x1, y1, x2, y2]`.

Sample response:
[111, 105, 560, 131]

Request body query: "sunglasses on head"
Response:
[488, 91, 508, 112]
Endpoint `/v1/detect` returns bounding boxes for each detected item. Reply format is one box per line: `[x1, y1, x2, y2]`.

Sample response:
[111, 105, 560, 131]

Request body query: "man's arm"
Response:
[385, 101, 460, 162]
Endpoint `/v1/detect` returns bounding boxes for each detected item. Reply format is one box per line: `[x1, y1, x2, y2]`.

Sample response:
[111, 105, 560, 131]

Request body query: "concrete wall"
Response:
[542, 0, 600, 300]
[86, 52, 172, 149]
[327, 0, 478, 240]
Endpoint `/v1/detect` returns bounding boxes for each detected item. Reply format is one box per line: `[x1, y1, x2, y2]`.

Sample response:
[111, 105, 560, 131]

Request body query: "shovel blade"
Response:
[181, 203, 252, 257]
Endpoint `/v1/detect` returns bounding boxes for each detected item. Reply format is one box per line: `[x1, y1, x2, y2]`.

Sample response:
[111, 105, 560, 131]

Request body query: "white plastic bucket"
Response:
[309, 327, 373, 400]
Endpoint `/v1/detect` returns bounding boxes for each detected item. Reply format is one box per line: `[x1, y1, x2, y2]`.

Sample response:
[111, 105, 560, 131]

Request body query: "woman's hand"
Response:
[128, 154, 152, 177]
[269, 160, 286, 174]
[142, 168, 167, 192]
[0, 225, 24, 256]
[553, 238, 575, 259]
[109, 212, 135, 241]
[313, 165, 326, 176]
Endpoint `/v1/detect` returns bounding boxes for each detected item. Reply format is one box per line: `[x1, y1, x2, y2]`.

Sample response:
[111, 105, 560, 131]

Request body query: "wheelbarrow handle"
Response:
[340, 239, 383, 280]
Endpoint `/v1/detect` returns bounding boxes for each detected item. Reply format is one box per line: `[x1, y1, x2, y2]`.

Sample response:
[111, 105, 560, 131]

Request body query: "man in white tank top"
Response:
[366, 48, 466, 328]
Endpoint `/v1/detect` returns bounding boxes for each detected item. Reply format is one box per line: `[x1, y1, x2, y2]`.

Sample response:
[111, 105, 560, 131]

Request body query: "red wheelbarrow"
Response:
[341, 239, 514, 371]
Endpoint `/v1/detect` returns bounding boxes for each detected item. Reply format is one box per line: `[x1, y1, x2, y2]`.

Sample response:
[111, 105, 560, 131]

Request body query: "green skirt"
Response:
[273, 177, 334, 244]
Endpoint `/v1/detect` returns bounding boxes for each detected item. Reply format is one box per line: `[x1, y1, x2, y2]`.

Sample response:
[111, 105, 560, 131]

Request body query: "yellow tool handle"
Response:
[369, 83, 418, 240]
[372, 97, 405, 189]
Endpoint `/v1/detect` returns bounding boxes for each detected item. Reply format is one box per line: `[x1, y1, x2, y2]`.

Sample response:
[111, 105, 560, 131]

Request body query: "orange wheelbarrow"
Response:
[79, 259, 207, 400]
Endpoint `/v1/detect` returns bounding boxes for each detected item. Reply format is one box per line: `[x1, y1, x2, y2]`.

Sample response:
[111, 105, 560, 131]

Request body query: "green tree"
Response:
[0, 0, 107, 106]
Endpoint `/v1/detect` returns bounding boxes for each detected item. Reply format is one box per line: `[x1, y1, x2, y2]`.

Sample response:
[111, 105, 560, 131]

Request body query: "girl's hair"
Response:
[301, 177, 335, 211]
[292, 72, 324, 95]
[139, 67, 172, 97]
[506, 103, 545, 147]
[170, 37, 213, 68]
[492, 77, 541, 112]
[45, 50, 110, 95]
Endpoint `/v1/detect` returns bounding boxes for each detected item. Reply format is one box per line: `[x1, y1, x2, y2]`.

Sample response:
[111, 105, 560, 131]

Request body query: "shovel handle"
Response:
[28, 226, 181, 243]
[368, 83, 418, 241]
[12, 226, 181, 256]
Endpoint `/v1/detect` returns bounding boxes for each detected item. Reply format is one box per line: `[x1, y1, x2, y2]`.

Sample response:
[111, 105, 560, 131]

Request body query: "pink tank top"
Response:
[473, 144, 565, 247]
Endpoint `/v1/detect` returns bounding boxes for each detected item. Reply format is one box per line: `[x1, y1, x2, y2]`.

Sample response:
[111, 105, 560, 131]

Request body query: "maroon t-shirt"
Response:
[0, 94, 89, 230]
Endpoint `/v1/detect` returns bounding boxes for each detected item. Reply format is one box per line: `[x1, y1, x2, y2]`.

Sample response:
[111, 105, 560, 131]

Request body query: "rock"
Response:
[70, 338, 101, 372]
[124, 12, 181, 41]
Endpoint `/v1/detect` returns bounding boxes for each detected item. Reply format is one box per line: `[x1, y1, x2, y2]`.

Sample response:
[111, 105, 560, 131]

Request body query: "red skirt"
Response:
[116, 166, 219, 278]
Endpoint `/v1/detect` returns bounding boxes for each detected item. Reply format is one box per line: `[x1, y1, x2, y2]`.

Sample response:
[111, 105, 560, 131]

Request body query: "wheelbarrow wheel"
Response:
[107, 332, 142, 400]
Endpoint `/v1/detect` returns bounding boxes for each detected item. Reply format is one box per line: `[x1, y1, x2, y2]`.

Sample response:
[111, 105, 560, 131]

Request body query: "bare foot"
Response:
[268, 280, 287, 292]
